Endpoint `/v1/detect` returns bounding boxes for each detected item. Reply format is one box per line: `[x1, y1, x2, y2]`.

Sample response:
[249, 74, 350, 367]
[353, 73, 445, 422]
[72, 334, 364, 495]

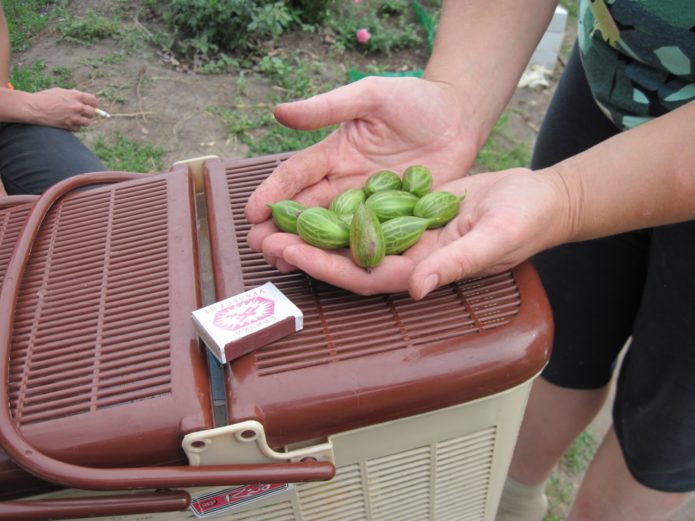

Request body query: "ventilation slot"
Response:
[367, 446, 432, 521]
[298, 463, 367, 521]
[8, 180, 174, 425]
[221, 159, 521, 377]
[225, 500, 296, 521]
[433, 427, 497, 521]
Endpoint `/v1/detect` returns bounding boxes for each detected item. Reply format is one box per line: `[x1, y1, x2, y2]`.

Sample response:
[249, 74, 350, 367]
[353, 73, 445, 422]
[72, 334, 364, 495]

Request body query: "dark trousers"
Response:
[531, 44, 695, 492]
[0, 123, 104, 195]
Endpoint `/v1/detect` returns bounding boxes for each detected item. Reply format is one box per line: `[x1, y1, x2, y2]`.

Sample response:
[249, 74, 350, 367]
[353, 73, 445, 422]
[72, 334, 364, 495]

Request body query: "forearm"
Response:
[424, 0, 558, 149]
[0, 5, 10, 86]
[546, 100, 695, 243]
[0, 88, 37, 123]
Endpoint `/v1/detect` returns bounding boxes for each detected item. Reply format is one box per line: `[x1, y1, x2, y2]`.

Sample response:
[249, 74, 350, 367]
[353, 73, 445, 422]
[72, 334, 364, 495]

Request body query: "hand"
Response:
[258, 168, 571, 299]
[245, 75, 482, 225]
[27, 88, 99, 131]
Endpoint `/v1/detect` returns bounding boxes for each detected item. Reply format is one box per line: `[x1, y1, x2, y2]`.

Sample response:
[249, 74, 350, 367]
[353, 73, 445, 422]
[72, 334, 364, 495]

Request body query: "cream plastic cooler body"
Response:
[0, 154, 552, 520]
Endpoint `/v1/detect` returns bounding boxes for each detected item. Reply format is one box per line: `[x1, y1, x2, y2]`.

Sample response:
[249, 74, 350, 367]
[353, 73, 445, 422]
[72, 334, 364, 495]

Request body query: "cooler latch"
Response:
[182, 420, 335, 466]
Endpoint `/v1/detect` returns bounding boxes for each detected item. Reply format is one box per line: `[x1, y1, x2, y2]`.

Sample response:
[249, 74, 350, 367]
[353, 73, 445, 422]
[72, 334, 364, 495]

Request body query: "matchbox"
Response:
[192, 282, 303, 364]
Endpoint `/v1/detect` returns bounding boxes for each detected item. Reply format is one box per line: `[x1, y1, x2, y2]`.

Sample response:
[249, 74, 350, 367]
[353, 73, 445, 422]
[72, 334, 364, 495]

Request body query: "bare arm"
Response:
[0, 2, 10, 86]
[0, 3, 100, 129]
[425, 0, 559, 148]
[407, 99, 695, 298]
[553, 99, 695, 242]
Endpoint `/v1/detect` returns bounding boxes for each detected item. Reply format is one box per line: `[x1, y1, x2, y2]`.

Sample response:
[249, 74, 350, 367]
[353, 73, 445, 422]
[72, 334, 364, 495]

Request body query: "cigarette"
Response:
[95, 108, 111, 118]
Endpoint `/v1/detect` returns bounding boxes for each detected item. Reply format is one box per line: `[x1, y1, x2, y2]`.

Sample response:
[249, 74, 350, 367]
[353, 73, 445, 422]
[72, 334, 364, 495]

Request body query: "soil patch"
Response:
[14, 1, 556, 171]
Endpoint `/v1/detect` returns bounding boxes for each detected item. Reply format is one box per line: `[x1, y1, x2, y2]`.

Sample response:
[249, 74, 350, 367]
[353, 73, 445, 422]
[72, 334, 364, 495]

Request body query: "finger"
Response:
[261, 231, 307, 265]
[73, 115, 92, 128]
[81, 105, 97, 119]
[245, 139, 335, 224]
[409, 227, 516, 300]
[76, 91, 98, 107]
[275, 257, 298, 273]
[262, 250, 297, 273]
[283, 244, 414, 295]
[247, 220, 279, 252]
[274, 76, 388, 131]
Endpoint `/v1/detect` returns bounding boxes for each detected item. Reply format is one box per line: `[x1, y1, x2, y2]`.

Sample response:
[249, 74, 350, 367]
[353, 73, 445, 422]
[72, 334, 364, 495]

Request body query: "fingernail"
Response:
[422, 274, 439, 298]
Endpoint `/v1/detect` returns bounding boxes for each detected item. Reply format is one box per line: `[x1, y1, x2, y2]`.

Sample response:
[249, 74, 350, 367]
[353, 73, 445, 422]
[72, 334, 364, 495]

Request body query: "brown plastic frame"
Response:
[202, 154, 553, 447]
[0, 172, 334, 519]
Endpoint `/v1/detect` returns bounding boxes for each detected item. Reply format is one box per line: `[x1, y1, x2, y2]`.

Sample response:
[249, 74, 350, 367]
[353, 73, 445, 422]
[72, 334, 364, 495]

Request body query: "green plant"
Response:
[324, 0, 424, 55]
[97, 85, 129, 105]
[9, 61, 74, 92]
[289, 0, 331, 25]
[198, 54, 242, 75]
[92, 133, 166, 173]
[3, 0, 56, 52]
[542, 430, 599, 520]
[544, 474, 575, 520]
[475, 113, 531, 172]
[57, 10, 120, 45]
[158, 0, 294, 60]
[560, 430, 598, 475]
[248, 2, 294, 39]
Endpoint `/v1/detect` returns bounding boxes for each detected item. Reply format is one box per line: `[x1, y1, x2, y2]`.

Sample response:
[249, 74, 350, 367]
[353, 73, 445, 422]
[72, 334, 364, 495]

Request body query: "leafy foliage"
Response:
[3, 0, 56, 51]
[324, 0, 423, 54]
[153, 0, 328, 59]
[57, 10, 120, 45]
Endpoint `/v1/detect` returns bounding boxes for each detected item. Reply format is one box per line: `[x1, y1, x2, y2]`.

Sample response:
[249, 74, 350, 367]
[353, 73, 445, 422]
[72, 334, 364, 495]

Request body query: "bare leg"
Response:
[496, 377, 610, 521]
[508, 377, 610, 485]
[568, 426, 694, 521]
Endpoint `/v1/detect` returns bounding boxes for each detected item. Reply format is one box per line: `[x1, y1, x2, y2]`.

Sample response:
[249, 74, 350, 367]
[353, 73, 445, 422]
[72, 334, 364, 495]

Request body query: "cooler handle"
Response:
[0, 173, 335, 518]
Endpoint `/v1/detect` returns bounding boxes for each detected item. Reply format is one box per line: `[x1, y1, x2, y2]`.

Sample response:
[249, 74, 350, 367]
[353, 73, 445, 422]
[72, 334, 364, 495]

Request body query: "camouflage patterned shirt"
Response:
[578, 0, 695, 129]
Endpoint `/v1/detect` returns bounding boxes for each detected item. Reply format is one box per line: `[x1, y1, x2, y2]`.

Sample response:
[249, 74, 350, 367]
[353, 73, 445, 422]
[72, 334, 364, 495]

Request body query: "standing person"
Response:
[0, 2, 105, 196]
[244, 1, 695, 520]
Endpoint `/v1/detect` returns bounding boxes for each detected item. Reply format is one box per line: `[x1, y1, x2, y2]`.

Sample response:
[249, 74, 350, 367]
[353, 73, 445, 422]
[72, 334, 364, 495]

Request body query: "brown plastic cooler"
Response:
[0, 153, 552, 521]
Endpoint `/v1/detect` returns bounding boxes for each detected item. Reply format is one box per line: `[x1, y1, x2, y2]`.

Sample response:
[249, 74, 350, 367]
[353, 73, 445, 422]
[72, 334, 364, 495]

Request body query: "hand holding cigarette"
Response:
[26, 87, 105, 131]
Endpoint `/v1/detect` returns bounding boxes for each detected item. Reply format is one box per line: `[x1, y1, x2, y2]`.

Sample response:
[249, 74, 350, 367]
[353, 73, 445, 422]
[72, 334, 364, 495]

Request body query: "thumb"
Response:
[409, 227, 517, 300]
[274, 77, 384, 131]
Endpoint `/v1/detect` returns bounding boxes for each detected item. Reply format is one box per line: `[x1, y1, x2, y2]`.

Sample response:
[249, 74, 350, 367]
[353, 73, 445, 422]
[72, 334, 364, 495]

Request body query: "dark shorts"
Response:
[0, 123, 104, 195]
[531, 44, 695, 493]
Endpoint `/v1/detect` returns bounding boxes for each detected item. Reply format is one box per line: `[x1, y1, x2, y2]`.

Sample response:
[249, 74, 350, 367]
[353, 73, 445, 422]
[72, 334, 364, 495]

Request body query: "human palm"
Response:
[245, 76, 479, 225]
[256, 168, 569, 299]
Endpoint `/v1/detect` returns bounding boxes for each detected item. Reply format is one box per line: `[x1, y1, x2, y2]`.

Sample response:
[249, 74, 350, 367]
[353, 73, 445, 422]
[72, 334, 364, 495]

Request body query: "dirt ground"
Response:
[15, 0, 553, 171]
[14, 2, 695, 520]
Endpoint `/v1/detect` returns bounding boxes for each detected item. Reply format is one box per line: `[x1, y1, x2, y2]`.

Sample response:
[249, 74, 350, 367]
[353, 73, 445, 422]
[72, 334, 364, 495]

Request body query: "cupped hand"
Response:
[28, 88, 100, 131]
[244, 75, 481, 227]
[258, 167, 572, 299]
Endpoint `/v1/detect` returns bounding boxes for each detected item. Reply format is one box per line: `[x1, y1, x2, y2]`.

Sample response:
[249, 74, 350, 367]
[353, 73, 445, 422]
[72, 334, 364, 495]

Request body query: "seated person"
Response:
[0, 4, 105, 196]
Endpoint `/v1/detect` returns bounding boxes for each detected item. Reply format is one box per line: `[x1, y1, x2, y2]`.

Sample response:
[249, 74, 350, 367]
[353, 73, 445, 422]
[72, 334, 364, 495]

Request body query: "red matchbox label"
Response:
[213, 295, 275, 332]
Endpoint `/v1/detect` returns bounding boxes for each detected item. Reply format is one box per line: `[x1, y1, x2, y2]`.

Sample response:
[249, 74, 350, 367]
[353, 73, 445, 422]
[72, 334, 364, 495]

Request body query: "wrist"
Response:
[21, 91, 43, 124]
[535, 163, 583, 247]
[421, 75, 494, 154]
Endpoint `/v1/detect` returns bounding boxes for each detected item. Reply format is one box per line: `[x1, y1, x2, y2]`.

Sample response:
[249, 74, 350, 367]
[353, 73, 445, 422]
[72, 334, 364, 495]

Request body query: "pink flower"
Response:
[356, 28, 371, 44]
[353, 0, 362, 3]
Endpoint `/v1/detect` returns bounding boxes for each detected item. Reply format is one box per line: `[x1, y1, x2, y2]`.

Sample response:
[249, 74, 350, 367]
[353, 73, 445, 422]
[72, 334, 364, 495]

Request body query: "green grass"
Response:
[9, 60, 74, 92]
[3, 0, 56, 52]
[475, 113, 531, 172]
[92, 133, 166, 173]
[544, 430, 599, 520]
[560, 430, 598, 475]
[57, 10, 120, 45]
[210, 50, 341, 156]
